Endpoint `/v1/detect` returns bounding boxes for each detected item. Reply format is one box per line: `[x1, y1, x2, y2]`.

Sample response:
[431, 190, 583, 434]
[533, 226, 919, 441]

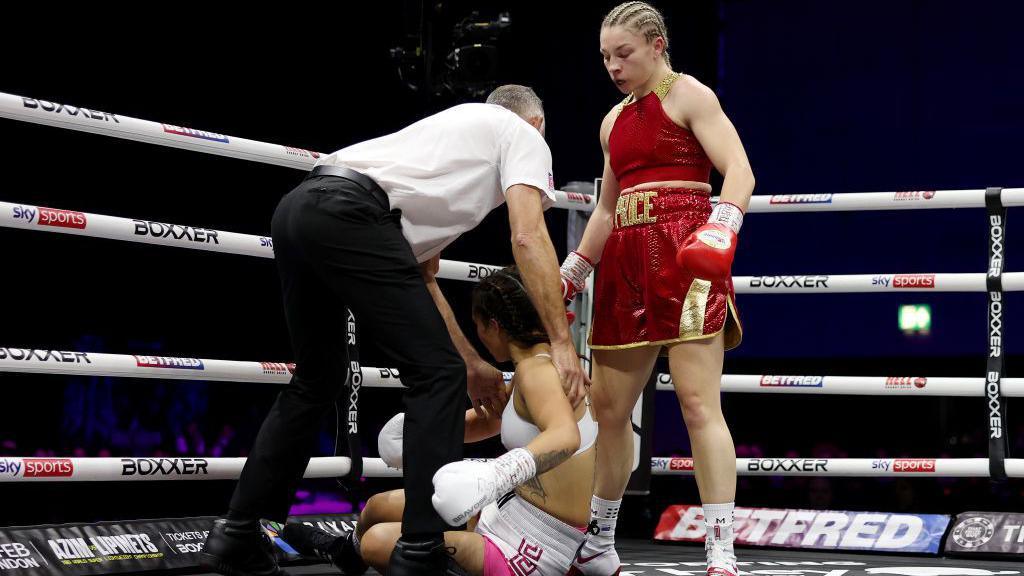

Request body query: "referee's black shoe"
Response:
[199, 518, 289, 576]
[281, 522, 368, 575]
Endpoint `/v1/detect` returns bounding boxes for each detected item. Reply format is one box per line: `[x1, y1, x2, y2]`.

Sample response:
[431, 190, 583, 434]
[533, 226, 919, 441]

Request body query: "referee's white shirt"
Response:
[315, 103, 556, 263]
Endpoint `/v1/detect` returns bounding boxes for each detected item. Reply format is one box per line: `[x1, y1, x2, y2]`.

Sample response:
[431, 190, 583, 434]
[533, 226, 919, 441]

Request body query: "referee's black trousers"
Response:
[228, 174, 466, 537]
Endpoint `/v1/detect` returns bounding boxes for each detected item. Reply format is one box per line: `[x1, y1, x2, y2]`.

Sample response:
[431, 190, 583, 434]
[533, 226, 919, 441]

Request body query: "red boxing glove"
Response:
[676, 202, 743, 281]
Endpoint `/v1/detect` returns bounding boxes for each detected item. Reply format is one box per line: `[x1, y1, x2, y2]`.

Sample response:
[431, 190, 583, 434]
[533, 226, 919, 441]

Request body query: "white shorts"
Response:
[474, 492, 586, 576]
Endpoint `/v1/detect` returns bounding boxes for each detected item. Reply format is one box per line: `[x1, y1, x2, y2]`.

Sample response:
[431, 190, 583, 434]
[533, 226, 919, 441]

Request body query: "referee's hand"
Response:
[551, 340, 590, 408]
[467, 358, 507, 418]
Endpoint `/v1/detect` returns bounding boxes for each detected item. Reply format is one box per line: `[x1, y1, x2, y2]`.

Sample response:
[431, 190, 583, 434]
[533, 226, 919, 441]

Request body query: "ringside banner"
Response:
[0, 514, 358, 575]
[946, 511, 1024, 557]
[654, 505, 949, 554]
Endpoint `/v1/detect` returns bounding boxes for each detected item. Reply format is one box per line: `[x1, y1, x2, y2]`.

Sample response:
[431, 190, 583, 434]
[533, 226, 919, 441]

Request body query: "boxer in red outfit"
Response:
[560, 3, 755, 576]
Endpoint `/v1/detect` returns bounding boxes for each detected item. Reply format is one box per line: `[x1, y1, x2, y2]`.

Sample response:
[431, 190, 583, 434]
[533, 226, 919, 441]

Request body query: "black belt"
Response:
[307, 165, 388, 207]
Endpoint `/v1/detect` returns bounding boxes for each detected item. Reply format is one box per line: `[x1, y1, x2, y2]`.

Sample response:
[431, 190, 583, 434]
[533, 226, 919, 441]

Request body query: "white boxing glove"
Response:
[431, 448, 536, 526]
[377, 412, 405, 469]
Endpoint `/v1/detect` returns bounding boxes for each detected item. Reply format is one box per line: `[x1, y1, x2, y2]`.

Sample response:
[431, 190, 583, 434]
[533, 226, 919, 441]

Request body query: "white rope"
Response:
[5, 200, 1019, 291]
[0, 347, 517, 390]
[734, 272, 1023, 293]
[656, 373, 1024, 397]
[0, 456, 400, 482]
[739, 189, 1024, 212]
[651, 457, 1024, 478]
[0, 455, 1018, 481]
[0, 92, 591, 212]
[0, 200, 502, 283]
[10, 94, 1024, 215]
[3, 347, 1020, 397]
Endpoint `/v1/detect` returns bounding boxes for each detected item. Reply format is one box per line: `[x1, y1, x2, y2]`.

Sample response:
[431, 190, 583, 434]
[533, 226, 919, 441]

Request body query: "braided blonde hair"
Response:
[603, 1, 671, 66]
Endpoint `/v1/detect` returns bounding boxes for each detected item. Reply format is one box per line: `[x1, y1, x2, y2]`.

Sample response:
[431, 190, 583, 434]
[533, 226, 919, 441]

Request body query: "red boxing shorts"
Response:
[589, 187, 742, 351]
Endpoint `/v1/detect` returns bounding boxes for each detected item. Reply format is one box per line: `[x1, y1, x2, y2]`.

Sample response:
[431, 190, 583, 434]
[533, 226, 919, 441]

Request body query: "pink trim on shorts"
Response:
[481, 535, 513, 576]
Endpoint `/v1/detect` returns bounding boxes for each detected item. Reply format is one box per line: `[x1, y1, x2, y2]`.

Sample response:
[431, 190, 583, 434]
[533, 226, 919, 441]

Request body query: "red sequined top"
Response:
[609, 75, 712, 190]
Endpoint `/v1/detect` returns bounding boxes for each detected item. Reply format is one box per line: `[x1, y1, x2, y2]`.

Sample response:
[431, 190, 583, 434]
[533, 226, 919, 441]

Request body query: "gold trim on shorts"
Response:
[679, 279, 712, 338]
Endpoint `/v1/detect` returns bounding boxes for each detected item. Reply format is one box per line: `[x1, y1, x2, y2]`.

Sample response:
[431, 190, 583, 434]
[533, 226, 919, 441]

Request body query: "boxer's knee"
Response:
[677, 389, 722, 432]
[590, 383, 633, 428]
[359, 524, 391, 568]
[360, 490, 405, 536]
[359, 494, 385, 534]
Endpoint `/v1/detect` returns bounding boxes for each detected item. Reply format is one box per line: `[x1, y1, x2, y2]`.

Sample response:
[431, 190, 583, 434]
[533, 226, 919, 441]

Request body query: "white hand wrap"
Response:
[560, 251, 594, 296]
[709, 202, 744, 234]
[491, 447, 537, 493]
[431, 448, 536, 526]
[377, 412, 405, 469]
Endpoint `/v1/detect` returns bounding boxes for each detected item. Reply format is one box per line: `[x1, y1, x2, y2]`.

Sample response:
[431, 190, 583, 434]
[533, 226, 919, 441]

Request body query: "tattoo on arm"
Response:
[518, 447, 573, 503]
[533, 447, 574, 475]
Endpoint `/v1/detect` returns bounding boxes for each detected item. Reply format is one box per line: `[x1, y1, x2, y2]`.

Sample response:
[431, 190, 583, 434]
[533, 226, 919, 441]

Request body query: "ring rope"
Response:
[733, 272, 1023, 293]
[1, 348, 1021, 397]
[0, 455, 1019, 482]
[0, 92, 594, 212]
[742, 189, 1024, 213]
[650, 457, 1024, 478]
[0, 200, 502, 283]
[2, 200, 1020, 292]
[5, 93, 1024, 213]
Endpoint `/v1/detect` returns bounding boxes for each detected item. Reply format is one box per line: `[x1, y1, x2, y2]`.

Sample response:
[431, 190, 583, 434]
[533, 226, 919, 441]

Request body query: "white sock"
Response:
[589, 495, 621, 546]
[702, 502, 735, 553]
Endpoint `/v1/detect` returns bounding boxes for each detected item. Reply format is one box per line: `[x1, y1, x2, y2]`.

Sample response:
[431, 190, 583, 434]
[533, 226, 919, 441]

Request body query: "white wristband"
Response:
[709, 202, 744, 234]
[492, 448, 537, 495]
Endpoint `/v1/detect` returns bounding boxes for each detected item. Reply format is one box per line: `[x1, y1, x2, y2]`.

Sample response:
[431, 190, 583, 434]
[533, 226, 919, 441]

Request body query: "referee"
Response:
[201, 85, 589, 576]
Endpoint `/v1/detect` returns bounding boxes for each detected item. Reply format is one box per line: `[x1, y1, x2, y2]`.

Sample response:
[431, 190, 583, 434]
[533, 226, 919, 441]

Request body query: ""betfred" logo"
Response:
[893, 458, 936, 473]
[38, 208, 87, 229]
[760, 375, 823, 387]
[24, 458, 74, 477]
[768, 194, 833, 205]
[893, 274, 935, 288]
[669, 458, 694, 471]
[134, 356, 205, 370]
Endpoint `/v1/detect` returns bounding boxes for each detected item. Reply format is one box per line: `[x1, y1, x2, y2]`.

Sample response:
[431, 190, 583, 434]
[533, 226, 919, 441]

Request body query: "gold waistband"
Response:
[614, 190, 658, 228]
